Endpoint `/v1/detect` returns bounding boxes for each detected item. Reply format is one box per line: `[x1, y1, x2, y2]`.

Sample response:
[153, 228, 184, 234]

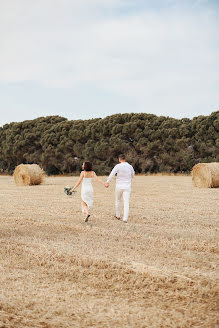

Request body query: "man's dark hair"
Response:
[119, 154, 126, 160]
[84, 161, 93, 171]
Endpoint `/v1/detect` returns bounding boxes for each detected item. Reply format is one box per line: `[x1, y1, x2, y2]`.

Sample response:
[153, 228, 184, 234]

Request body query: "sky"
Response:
[0, 0, 219, 126]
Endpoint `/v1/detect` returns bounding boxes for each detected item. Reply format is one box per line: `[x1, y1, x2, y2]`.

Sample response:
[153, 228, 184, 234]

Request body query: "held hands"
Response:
[104, 182, 109, 188]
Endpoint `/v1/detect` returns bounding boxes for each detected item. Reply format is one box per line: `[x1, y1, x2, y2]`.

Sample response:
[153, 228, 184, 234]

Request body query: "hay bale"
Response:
[13, 164, 45, 186]
[192, 163, 219, 188]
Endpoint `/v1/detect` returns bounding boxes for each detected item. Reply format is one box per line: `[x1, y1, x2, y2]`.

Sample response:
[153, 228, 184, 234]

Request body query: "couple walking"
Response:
[70, 154, 135, 223]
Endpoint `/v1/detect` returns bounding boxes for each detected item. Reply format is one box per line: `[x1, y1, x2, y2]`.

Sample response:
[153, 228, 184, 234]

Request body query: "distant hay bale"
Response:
[192, 163, 219, 188]
[13, 164, 45, 186]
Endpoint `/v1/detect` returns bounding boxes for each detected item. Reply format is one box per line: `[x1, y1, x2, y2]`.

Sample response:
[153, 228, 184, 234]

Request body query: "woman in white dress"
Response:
[70, 161, 105, 222]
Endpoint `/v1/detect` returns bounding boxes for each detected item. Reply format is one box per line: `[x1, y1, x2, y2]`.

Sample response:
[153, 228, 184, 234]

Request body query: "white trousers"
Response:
[115, 187, 131, 222]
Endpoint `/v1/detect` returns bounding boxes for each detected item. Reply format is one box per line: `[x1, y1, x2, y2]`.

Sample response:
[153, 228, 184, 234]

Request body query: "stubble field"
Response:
[0, 175, 218, 328]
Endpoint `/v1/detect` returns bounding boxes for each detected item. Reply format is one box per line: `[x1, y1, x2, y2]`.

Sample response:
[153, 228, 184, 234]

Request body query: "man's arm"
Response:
[107, 165, 119, 183]
[131, 166, 135, 178]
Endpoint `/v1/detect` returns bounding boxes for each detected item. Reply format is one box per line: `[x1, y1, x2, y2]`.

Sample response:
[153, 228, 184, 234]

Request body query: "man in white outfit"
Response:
[105, 154, 135, 223]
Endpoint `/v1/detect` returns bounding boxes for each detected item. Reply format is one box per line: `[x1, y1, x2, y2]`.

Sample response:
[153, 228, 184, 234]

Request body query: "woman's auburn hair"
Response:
[83, 161, 93, 171]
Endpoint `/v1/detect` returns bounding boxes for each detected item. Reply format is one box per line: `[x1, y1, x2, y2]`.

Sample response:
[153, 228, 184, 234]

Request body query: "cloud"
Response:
[0, 0, 218, 123]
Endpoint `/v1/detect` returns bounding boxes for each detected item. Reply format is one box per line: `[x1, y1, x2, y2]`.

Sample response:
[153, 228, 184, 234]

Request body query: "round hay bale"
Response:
[192, 162, 219, 188]
[13, 164, 45, 186]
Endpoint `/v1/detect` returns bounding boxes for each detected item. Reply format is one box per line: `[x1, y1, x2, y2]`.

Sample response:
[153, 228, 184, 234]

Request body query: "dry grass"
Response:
[0, 175, 218, 328]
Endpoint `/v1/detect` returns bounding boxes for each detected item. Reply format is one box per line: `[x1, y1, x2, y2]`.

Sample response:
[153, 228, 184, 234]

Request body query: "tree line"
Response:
[0, 111, 218, 175]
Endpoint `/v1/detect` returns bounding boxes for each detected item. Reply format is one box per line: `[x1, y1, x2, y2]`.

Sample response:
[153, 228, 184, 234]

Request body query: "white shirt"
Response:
[107, 162, 135, 189]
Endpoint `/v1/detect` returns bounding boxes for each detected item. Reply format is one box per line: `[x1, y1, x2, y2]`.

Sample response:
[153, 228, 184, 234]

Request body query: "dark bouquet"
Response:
[64, 186, 77, 196]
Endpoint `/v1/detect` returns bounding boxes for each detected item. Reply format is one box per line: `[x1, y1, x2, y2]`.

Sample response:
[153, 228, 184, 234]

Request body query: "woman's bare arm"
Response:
[93, 172, 105, 186]
[72, 172, 84, 190]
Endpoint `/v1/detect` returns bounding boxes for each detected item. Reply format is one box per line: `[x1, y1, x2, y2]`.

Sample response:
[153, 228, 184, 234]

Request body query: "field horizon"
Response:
[0, 172, 191, 178]
[0, 175, 218, 327]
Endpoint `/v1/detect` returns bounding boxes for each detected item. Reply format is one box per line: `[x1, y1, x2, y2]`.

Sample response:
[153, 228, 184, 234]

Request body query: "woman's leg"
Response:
[82, 200, 89, 217]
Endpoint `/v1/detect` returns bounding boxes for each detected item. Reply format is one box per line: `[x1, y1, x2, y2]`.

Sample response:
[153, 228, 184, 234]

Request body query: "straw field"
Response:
[0, 175, 218, 328]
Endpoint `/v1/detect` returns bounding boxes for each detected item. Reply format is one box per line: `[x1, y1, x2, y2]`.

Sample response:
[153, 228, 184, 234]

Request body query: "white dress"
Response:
[81, 172, 93, 211]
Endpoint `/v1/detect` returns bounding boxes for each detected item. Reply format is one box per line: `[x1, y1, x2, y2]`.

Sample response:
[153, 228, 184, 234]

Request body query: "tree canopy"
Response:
[0, 112, 218, 175]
